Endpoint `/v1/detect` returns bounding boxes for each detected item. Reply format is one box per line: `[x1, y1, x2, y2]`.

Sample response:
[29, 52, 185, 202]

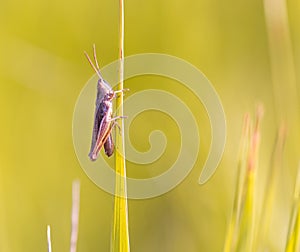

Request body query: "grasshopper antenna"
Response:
[84, 46, 103, 81]
[93, 44, 100, 71]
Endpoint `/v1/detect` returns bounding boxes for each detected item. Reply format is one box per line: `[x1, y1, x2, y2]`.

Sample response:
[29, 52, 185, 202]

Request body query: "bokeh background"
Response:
[0, 0, 299, 251]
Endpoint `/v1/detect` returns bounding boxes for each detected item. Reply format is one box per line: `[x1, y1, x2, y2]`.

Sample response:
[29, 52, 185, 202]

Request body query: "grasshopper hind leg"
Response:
[104, 133, 114, 157]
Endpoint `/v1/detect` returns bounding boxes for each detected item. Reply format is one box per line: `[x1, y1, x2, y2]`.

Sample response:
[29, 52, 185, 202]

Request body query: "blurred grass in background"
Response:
[0, 0, 299, 251]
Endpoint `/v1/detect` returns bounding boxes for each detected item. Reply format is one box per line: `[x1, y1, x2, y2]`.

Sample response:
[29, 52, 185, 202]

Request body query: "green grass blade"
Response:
[285, 163, 300, 252]
[111, 0, 130, 251]
[254, 125, 286, 250]
[235, 106, 263, 252]
[224, 114, 251, 252]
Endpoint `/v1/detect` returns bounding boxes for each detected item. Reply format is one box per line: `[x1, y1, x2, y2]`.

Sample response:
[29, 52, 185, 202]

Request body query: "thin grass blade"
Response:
[235, 106, 263, 252]
[224, 114, 251, 252]
[285, 163, 300, 252]
[111, 0, 130, 251]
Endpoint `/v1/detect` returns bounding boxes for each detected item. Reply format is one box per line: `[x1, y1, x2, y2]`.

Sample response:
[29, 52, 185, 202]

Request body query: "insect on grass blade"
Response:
[84, 45, 127, 161]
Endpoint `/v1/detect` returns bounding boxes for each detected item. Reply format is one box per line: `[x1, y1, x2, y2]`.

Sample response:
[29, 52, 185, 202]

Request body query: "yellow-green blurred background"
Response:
[0, 0, 299, 251]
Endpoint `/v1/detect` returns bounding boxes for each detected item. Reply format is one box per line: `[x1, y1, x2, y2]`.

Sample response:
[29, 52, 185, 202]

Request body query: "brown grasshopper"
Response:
[84, 45, 127, 161]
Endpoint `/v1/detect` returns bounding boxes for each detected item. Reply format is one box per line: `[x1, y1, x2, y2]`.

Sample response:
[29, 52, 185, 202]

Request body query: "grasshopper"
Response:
[84, 45, 127, 161]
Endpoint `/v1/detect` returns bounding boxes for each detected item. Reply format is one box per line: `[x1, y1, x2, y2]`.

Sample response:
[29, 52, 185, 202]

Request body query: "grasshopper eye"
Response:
[106, 92, 115, 100]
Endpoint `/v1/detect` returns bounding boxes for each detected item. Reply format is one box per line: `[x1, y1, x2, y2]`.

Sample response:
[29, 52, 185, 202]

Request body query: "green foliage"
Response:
[111, 1, 130, 251]
[224, 110, 300, 252]
[0, 0, 299, 251]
